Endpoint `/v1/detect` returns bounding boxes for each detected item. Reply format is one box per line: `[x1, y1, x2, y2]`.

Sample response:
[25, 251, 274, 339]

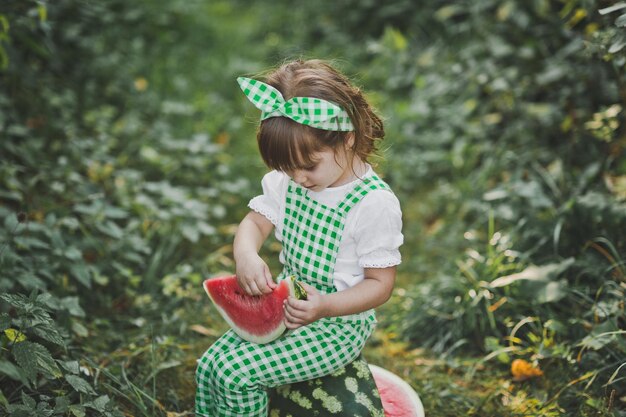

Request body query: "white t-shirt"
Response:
[248, 166, 404, 291]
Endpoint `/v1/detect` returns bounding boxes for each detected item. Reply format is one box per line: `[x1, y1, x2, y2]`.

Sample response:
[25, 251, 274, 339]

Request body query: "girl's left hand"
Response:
[283, 282, 327, 329]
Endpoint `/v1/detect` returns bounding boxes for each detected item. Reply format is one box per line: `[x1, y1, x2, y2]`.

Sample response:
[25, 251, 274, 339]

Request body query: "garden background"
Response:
[1, 0, 625, 416]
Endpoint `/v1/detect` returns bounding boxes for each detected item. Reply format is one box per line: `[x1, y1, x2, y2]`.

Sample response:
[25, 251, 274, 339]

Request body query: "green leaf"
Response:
[599, 3, 626, 15]
[608, 38, 626, 54]
[0, 359, 30, 387]
[4, 328, 27, 343]
[71, 320, 89, 337]
[54, 397, 69, 414]
[435, 4, 464, 20]
[0, 313, 10, 331]
[0, 15, 9, 32]
[70, 264, 92, 288]
[616, 13, 626, 27]
[155, 359, 182, 373]
[606, 362, 626, 386]
[579, 332, 614, 350]
[489, 258, 574, 288]
[0, 293, 31, 311]
[74, 201, 102, 216]
[32, 324, 65, 347]
[65, 375, 96, 395]
[60, 361, 80, 374]
[60, 297, 86, 317]
[96, 220, 124, 239]
[13, 341, 62, 382]
[37, 4, 47, 21]
[181, 223, 199, 242]
[69, 404, 86, 417]
[13, 236, 50, 250]
[103, 206, 129, 219]
[0, 388, 8, 411]
[197, 221, 217, 236]
[526, 279, 568, 303]
[21, 392, 35, 409]
[16, 272, 46, 290]
[544, 319, 567, 333]
[6, 407, 33, 417]
[64, 247, 83, 261]
[86, 395, 111, 412]
[3, 212, 19, 230]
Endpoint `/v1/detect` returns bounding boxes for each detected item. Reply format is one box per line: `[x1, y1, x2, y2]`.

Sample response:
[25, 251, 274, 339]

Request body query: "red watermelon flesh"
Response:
[203, 275, 294, 344]
[370, 364, 425, 417]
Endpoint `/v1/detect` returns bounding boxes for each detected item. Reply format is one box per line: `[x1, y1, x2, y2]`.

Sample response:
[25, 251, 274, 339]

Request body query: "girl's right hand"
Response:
[235, 252, 277, 296]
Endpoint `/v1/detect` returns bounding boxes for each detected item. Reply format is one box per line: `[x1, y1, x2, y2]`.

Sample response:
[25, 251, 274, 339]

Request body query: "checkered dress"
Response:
[196, 174, 392, 417]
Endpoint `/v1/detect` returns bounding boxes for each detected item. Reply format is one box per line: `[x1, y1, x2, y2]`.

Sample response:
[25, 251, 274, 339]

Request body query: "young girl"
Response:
[196, 59, 403, 417]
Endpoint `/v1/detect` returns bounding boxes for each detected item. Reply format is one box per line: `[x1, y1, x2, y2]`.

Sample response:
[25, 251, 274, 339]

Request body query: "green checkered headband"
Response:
[237, 77, 354, 132]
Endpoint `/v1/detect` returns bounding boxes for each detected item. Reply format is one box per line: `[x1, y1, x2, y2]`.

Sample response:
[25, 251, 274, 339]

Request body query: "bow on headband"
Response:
[237, 77, 354, 131]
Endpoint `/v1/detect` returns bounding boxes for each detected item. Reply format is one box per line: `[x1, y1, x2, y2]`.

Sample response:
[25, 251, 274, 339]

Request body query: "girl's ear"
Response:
[345, 132, 356, 149]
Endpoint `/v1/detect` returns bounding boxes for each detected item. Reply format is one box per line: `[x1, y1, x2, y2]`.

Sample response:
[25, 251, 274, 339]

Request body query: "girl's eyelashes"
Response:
[294, 162, 318, 172]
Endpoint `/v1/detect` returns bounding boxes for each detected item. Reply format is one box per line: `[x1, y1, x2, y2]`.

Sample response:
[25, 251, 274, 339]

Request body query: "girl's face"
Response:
[285, 146, 355, 192]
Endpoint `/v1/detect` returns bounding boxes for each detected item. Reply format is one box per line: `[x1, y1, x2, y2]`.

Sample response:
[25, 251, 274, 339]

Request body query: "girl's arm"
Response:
[233, 211, 276, 296]
[283, 266, 396, 329]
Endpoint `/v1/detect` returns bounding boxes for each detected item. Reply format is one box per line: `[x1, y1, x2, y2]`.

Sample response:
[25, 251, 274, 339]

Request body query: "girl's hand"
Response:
[235, 252, 276, 296]
[283, 282, 328, 329]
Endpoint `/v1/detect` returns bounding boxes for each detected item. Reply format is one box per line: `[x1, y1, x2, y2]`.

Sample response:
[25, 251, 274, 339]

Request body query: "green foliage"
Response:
[0, 291, 122, 416]
[0, 0, 257, 414]
[345, 0, 626, 414]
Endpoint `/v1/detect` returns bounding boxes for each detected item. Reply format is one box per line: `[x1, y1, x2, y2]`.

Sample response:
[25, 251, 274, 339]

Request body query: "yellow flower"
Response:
[511, 359, 543, 381]
[134, 77, 148, 91]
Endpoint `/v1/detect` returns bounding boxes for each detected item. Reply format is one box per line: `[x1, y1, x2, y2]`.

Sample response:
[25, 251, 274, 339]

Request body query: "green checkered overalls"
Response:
[196, 174, 391, 417]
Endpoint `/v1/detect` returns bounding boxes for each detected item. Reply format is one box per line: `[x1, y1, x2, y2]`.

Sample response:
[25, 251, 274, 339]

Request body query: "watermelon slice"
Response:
[370, 364, 425, 417]
[203, 275, 297, 344]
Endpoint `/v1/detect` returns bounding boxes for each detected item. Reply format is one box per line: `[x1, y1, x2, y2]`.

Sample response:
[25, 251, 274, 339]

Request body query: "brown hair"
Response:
[255, 59, 384, 172]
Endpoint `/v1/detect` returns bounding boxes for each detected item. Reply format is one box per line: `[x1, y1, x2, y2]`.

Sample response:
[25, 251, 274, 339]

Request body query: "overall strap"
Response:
[337, 173, 392, 215]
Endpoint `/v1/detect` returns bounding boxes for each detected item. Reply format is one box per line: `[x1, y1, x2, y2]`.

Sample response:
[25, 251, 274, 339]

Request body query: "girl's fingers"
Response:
[299, 282, 318, 294]
[254, 283, 267, 295]
[285, 296, 307, 311]
[249, 279, 264, 296]
[243, 279, 275, 295]
[249, 274, 272, 295]
[237, 274, 258, 296]
[264, 265, 276, 289]
[285, 320, 301, 330]
[284, 307, 304, 324]
[236, 277, 247, 293]
[263, 280, 275, 293]
[257, 271, 274, 294]
[284, 302, 306, 320]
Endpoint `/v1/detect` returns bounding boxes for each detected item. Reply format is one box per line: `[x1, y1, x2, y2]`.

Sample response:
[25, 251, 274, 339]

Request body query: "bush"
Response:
[0, 0, 254, 414]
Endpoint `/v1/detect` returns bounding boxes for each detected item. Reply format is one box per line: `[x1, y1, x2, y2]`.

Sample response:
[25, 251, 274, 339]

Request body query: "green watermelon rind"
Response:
[369, 364, 425, 417]
[268, 354, 386, 417]
[203, 276, 296, 344]
[291, 275, 308, 300]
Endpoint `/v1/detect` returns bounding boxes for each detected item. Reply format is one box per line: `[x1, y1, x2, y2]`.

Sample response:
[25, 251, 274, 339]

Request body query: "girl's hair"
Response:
[256, 59, 384, 172]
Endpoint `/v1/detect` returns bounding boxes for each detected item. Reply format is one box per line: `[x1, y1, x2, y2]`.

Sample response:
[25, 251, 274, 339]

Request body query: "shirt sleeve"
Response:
[353, 190, 404, 268]
[247, 170, 287, 227]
